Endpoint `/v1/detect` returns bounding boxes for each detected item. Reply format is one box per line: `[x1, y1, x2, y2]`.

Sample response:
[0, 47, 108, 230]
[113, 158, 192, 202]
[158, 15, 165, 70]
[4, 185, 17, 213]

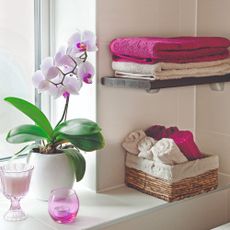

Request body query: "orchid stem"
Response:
[56, 95, 70, 127]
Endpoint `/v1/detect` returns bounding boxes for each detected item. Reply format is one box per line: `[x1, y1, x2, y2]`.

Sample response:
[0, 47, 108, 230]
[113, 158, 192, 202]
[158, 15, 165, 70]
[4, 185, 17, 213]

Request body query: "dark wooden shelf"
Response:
[101, 74, 230, 91]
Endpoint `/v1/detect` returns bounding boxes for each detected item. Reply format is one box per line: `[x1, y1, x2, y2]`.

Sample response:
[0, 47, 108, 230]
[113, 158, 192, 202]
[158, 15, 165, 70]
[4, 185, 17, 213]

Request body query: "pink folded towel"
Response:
[154, 47, 226, 59]
[169, 131, 203, 160]
[112, 51, 229, 64]
[110, 36, 230, 64]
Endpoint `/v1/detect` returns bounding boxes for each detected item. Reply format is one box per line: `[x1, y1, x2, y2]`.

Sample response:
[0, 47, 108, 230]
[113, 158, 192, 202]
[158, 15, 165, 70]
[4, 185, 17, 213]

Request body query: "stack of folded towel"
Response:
[122, 125, 202, 166]
[110, 36, 230, 80]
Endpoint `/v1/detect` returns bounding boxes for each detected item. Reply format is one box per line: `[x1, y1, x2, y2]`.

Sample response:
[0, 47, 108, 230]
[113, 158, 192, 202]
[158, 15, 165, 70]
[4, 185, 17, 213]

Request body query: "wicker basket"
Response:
[125, 162, 218, 202]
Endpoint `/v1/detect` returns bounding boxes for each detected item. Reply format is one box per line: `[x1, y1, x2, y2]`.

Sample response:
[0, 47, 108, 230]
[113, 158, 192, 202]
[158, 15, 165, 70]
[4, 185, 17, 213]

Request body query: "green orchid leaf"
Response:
[54, 118, 101, 137]
[63, 148, 86, 182]
[6, 124, 50, 144]
[62, 132, 105, 152]
[4, 97, 53, 138]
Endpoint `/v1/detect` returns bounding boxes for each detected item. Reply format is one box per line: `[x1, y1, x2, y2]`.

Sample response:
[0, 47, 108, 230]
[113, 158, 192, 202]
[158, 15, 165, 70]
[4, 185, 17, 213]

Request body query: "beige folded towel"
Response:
[122, 130, 146, 155]
[113, 58, 230, 80]
[152, 62, 230, 79]
[151, 138, 188, 165]
[137, 137, 157, 160]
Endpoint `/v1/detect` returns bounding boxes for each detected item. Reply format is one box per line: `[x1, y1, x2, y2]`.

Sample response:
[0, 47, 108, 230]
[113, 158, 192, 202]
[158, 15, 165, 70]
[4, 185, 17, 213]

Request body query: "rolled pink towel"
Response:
[145, 125, 166, 140]
[164, 127, 179, 138]
[169, 131, 203, 160]
[145, 125, 179, 140]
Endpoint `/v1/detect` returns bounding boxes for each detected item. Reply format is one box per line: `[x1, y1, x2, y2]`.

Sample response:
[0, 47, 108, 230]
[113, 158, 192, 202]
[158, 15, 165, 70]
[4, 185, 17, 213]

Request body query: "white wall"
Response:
[96, 0, 197, 191]
[196, 0, 230, 177]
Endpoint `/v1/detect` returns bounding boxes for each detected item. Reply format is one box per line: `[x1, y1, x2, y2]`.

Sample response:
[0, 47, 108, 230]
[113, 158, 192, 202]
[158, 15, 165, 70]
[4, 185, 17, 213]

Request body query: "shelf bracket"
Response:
[209, 82, 225, 91]
[146, 88, 160, 93]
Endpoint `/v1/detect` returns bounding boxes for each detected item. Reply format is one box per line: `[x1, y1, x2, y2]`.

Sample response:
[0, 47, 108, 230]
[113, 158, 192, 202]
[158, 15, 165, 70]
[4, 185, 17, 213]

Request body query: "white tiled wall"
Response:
[96, 0, 197, 191]
[196, 0, 230, 177]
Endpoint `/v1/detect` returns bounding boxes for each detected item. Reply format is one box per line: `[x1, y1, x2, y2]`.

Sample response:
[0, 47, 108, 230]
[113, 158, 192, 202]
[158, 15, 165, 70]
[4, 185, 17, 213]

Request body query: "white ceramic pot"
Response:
[28, 152, 75, 201]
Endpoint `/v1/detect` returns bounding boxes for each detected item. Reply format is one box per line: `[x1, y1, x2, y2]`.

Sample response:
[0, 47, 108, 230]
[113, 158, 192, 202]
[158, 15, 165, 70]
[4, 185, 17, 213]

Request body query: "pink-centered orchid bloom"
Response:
[47, 74, 83, 98]
[78, 61, 95, 84]
[32, 56, 60, 91]
[32, 30, 97, 99]
[68, 30, 97, 54]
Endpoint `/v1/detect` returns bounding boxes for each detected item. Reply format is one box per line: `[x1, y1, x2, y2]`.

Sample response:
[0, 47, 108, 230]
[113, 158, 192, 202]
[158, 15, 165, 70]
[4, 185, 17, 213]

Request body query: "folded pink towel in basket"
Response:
[110, 36, 230, 64]
[169, 131, 203, 160]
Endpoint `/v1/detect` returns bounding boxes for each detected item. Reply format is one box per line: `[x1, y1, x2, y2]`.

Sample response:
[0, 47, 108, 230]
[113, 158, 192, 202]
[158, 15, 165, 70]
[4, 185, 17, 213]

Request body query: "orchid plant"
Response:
[4, 30, 104, 182]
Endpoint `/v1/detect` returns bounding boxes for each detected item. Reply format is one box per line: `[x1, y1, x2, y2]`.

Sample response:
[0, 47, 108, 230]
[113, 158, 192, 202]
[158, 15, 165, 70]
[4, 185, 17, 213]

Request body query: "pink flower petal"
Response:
[82, 30, 95, 43]
[38, 80, 50, 91]
[54, 46, 67, 65]
[41, 57, 53, 76]
[63, 74, 82, 94]
[62, 55, 74, 65]
[48, 84, 65, 98]
[78, 61, 95, 82]
[85, 41, 98, 52]
[68, 31, 81, 47]
[51, 75, 63, 84]
[82, 30, 97, 51]
[46, 66, 59, 80]
[32, 70, 45, 88]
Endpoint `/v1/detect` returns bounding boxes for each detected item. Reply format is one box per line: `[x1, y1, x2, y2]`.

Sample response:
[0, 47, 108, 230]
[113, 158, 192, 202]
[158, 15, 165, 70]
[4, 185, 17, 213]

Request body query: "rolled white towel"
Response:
[151, 138, 188, 165]
[137, 137, 157, 160]
[122, 130, 146, 155]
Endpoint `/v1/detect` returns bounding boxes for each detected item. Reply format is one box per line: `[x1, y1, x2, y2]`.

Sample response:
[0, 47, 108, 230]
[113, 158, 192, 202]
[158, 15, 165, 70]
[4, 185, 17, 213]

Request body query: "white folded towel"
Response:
[115, 71, 155, 80]
[151, 138, 188, 165]
[122, 130, 146, 155]
[112, 61, 154, 74]
[137, 137, 157, 160]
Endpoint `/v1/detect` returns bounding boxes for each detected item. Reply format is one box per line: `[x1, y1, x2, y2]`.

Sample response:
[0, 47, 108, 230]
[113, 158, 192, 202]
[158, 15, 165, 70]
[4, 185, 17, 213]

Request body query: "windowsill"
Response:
[0, 173, 230, 230]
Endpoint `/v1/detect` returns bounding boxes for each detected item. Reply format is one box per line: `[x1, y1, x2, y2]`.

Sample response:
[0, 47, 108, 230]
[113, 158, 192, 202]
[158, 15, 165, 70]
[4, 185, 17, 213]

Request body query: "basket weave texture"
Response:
[125, 166, 218, 202]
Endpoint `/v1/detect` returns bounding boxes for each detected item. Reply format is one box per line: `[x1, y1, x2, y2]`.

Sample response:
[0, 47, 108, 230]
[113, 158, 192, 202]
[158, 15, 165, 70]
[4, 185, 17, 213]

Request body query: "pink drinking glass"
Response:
[48, 188, 79, 224]
[0, 163, 34, 221]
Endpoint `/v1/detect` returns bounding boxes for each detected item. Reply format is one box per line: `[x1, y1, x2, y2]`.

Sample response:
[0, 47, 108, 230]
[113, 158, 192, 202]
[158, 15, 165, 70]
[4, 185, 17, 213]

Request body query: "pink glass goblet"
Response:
[0, 163, 34, 221]
[48, 188, 79, 224]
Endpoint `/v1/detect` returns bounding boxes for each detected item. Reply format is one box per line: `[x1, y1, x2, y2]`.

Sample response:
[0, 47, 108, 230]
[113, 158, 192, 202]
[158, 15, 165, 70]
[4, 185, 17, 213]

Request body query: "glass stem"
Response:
[10, 197, 22, 211]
